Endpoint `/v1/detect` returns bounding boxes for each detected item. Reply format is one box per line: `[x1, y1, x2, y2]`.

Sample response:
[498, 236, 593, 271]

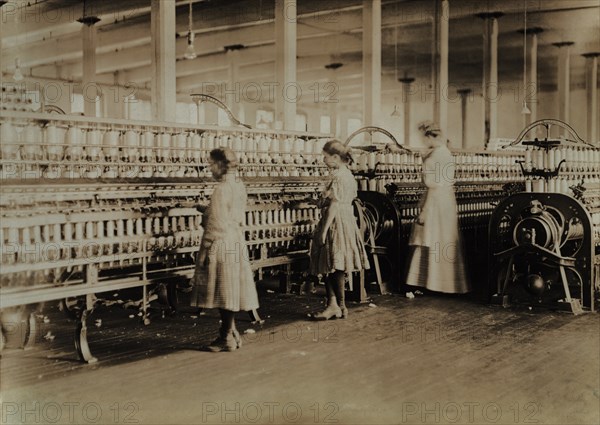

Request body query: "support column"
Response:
[78, 15, 100, 117]
[362, 0, 381, 127]
[150, 0, 176, 122]
[0, 1, 6, 87]
[553, 42, 574, 128]
[582, 53, 599, 143]
[457, 89, 472, 149]
[110, 71, 126, 119]
[433, 0, 449, 134]
[326, 63, 343, 137]
[399, 77, 415, 146]
[275, 0, 297, 131]
[519, 27, 544, 125]
[478, 12, 503, 141]
[225, 44, 245, 120]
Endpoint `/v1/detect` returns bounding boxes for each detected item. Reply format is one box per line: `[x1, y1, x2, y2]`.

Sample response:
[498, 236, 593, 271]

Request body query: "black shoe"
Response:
[207, 333, 237, 352]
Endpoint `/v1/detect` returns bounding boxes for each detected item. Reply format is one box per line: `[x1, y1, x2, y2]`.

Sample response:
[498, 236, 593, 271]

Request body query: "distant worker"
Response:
[405, 122, 469, 294]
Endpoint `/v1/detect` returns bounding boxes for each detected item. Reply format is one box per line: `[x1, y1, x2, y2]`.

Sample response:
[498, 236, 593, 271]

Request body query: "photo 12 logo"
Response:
[400, 401, 540, 424]
[199, 82, 339, 105]
[1, 401, 140, 424]
[200, 401, 339, 424]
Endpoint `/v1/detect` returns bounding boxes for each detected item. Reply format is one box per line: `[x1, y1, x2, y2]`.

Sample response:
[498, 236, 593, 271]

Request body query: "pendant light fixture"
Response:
[13, 58, 24, 81]
[521, 3, 531, 115]
[184, 0, 197, 60]
[77, 0, 100, 25]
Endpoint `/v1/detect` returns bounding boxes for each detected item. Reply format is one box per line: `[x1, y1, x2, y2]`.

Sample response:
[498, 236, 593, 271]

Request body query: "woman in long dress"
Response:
[310, 140, 370, 319]
[405, 122, 469, 294]
[191, 147, 259, 351]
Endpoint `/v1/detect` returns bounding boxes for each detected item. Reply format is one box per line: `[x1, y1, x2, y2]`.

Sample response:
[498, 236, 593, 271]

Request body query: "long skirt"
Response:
[191, 232, 259, 312]
[406, 187, 469, 294]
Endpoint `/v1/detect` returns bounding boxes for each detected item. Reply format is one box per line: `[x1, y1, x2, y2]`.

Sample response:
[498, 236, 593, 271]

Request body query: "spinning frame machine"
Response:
[488, 120, 600, 314]
[345, 127, 527, 298]
[0, 102, 329, 362]
[347, 121, 599, 313]
[2, 97, 598, 362]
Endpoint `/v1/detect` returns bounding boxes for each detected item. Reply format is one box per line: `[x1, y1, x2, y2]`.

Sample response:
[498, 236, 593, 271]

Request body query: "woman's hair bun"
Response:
[323, 139, 354, 164]
[209, 147, 239, 171]
[418, 121, 442, 139]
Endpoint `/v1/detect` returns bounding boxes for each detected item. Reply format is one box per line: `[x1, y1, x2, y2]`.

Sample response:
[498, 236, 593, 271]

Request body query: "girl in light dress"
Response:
[310, 140, 370, 320]
[191, 147, 259, 351]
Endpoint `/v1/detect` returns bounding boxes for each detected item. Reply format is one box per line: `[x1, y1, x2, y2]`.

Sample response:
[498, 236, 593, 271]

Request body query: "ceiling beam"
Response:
[4, 0, 597, 78]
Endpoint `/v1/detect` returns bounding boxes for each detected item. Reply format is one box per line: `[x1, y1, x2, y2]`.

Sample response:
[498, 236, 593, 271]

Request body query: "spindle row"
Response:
[524, 146, 600, 172]
[0, 118, 329, 163]
[0, 179, 323, 295]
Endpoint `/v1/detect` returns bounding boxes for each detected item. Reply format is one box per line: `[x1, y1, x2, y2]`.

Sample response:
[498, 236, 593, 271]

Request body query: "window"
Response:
[71, 93, 84, 115]
[320, 115, 331, 134]
[71, 93, 101, 116]
[347, 117, 361, 136]
[174, 102, 200, 124]
[295, 113, 307, 132]
[256, 109, 274, 129]
[218, 108, 229, 126]
[128, 97, 151, 121]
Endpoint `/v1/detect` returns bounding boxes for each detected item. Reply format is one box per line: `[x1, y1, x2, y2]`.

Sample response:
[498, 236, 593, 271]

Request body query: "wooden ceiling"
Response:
[2, 0, 599, 108]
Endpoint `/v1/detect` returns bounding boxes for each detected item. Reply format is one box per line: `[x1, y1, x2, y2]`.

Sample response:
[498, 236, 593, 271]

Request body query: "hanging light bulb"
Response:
[391, 102, 401, 117]
[13, 58, 24, 81]
[184, 0, 196, 60]
[521, 101, 531, 115]
[184, 32, 197, 60]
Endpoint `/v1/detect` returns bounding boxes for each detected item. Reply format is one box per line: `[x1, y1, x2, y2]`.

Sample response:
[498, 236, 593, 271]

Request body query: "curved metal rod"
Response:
[508, 119, 591, 148]
[43, 105, 66, 114]
[344, 126, 412, 153]
[190, 94, 252, 129]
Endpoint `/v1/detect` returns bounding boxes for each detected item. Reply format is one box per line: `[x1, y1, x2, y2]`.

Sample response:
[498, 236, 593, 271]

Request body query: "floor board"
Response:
[1, 286, 599, 425]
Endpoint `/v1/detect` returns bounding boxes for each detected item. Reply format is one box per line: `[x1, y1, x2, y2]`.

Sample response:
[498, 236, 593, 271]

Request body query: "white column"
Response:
[433, 0, 449, 134]
[458, 89, 472, 149]
[150, 0, 176, 122]
[362, 0, 381, 127]
[526, 28, 543, 125]
[79, 16, 100, 117]
[0, 2, 6, 88]
[275, 0, 297, 131]
[109, 71, 125, 119]
[479, 12, 503, 141]
[582, 53, 599, 143]
[399, 77, 415, 146]
[225, 45, 244, 120]
[326, 63, 343, 137]
[553, 42, 574, 128]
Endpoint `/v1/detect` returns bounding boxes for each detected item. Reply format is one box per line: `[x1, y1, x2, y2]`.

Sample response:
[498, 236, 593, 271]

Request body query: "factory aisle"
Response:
[2, 290, 599, 425]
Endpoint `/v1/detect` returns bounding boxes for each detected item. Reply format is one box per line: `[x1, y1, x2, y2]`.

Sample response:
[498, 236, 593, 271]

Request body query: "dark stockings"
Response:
[331, 270, 346, 309]
[219, 309, 235, 337]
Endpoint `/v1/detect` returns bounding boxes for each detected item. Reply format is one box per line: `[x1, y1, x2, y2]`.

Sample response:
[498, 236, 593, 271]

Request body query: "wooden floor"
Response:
[1, 284, 599, 425]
